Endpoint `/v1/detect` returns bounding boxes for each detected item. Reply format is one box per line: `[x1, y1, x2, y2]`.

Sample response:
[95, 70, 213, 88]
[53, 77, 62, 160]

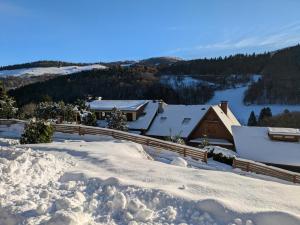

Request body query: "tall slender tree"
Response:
[247, 111, 257, 126]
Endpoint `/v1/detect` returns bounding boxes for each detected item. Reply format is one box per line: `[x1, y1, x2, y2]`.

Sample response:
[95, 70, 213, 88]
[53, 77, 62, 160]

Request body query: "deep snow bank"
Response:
[0, 138, 300, 225]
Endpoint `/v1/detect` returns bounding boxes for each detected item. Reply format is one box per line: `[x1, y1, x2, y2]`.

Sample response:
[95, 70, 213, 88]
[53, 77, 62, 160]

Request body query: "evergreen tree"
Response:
[106, 107, 128, 131]
[20, 119, 54, 144]
[0, 81, 18, 119]
[258, 107, 273, 125]
[247, 111, 257, 126]
[81, 111, 97, 126]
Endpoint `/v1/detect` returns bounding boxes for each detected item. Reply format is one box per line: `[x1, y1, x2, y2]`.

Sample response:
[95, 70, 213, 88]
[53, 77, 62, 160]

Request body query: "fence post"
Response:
[246, 162, 250, 172]
[203, 151, 208, 163]
[232, 158, 236, 168]
[183, 148, 186, 157]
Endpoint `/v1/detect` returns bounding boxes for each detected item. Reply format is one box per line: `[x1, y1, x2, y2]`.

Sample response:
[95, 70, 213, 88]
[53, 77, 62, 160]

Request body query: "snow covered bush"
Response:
[205, 146, 238, 166]
[166, 130, 185, 145]
[18, 103, 37, 119]
[0, 82, 18, 119]
[106, 107, 128, 131]
[198, 135, 209, 148]
[81, 111, 97, 126]
[20, 119, 54, 144]
[35, 101, 77, 122]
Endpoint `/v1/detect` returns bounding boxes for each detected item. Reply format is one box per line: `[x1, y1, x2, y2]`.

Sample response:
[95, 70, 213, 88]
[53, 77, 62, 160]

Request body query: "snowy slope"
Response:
[0, 134, 300, 225]
[0, 64, 106, 77]
[208, 85, 300, 125]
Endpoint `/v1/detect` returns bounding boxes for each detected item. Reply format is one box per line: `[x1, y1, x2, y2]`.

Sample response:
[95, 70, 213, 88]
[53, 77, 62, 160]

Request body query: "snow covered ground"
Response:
[160, 75, 214, 89]
[208, 85, 300, 125]
[0, 131, 300, 225]
[0, 64, 106, 77]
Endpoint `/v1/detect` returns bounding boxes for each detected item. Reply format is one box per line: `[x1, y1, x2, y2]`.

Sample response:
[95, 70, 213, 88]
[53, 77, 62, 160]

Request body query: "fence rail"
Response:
[233, 158, 300, 183]
[53, 123, 208, 162]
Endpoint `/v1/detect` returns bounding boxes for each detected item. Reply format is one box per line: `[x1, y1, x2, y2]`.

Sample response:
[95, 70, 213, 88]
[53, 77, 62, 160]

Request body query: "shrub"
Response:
[20, 120, 54, 144]
[0, 81, 18, 119]
[205, 146, 238, 166]
[81, 111, 97, 126]
[106, 107, 128, 131]
[35, 101, 76, 122]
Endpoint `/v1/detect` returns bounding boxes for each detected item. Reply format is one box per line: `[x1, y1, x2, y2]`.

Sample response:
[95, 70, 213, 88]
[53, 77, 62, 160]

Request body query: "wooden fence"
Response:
[1, 119, 300, 183]
[53, 123, 208, 162]
[233, 158, 300, 183]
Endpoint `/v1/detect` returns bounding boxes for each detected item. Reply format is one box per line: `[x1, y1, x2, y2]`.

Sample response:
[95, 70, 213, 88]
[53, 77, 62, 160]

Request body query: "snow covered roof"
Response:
[211, 105, 241, 134]
[268, 127, 300, 136]
[233, 126, 300, 166]
[88, 100, 149, 111]
[146, 105, 209, 138]
[128, 101, 159, 130]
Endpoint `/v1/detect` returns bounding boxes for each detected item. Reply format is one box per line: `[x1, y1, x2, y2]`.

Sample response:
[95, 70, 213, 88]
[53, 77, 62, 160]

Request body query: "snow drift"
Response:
[0, 135, 299, 224]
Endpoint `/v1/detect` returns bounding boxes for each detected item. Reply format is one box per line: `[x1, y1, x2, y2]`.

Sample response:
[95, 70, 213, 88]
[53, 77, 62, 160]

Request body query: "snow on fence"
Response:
[53, 123, 208, 162]
[233, 158, 300, 183]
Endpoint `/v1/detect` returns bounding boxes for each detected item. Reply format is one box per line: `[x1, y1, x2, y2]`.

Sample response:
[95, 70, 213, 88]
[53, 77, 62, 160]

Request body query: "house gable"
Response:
[189, 107, 234, 143]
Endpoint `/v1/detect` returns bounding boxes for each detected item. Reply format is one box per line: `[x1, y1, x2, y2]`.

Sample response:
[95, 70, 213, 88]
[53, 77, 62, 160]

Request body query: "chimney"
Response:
[220, 101, 228, 115]
[158, 100, 165, 113]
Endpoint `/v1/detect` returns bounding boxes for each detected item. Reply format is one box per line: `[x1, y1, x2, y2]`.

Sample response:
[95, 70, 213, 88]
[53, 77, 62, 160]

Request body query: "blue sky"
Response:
[1, 0, 300, 66]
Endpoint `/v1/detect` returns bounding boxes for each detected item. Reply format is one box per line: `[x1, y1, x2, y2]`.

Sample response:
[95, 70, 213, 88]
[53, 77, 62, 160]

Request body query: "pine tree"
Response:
[258, 107, 273, 125]
[20, 119, 54, 144]
[247, 111, 257, 126]
[106, 107, 128, 131]
[0, 81, 18, 119]
[81, 111, 97, 126]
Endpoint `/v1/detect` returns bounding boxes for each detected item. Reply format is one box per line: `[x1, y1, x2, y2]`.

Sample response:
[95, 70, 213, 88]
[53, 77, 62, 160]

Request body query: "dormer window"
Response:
[182, 118, 191, 125]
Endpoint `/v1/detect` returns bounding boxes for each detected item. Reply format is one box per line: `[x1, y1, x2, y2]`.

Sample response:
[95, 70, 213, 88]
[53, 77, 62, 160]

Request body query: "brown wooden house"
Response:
[146, 101, 240, 149]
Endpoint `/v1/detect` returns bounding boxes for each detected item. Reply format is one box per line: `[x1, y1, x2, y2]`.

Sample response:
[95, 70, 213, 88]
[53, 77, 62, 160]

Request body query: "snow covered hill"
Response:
[0, 64, 107, 77]
[0, 133, 299, 225]
[207, 75, 300, 124]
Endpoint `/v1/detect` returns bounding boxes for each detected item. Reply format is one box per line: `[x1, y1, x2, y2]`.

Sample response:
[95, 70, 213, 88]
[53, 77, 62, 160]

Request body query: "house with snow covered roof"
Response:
[232, 126, 300, 172]
[88, 99, 159, 133]
[88, 99, 241, 147]
[146, 101, 241, 148]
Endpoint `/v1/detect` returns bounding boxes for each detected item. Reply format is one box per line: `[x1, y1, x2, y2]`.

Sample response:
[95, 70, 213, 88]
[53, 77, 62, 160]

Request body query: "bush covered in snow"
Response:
[0, 82, 18, 119]
[35, 101, 77, 122]
[81, 111, 97, 126]
[165, 130, 185, 145]
[205, 146, 238, 166]
[20, 119, 54, 144]
[106, 107, 128, 131]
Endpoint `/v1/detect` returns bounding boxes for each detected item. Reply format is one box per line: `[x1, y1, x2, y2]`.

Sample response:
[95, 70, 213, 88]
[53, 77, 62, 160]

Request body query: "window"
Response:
[127, 113, 133, 121]
[182, 118, 191, 125]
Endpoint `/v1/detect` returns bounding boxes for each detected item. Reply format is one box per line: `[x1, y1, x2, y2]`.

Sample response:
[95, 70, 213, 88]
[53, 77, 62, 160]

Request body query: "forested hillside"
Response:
[9, 66, 213, 106]
[158, 53, 270, 76]
[244, 45, 300, 104]
[5, 44, 300, 105]
[160, 45, 300, 104]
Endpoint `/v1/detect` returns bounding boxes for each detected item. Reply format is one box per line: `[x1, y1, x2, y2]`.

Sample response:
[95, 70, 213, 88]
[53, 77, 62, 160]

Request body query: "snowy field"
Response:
[208, 85, 300, 124]
[160, 75, 214, 89]
[0, 64, 107, 77]
[0, 130, 300, 225]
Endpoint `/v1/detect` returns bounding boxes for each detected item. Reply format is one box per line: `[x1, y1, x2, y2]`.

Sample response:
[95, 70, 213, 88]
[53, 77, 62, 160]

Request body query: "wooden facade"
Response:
[188, 107, 234, 148]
